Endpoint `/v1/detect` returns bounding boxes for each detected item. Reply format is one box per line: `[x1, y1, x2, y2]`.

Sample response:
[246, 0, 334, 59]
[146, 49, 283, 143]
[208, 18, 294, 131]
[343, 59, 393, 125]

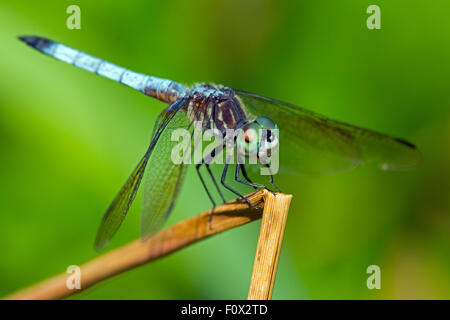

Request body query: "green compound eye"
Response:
[255, 116, 277, 130]
[237, 117, 279, 159]
[241, 122, 260, 155]
[242, 122, 260, 143]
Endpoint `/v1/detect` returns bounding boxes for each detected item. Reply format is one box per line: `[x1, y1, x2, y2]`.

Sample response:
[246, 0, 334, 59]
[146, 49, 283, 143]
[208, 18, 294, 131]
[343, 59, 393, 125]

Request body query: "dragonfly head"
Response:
[236, 116, 279, 164]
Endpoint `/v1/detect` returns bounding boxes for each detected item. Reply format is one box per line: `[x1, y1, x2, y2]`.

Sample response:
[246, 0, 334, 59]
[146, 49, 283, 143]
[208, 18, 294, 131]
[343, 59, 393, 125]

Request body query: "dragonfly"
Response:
[19, 36, 421, 250]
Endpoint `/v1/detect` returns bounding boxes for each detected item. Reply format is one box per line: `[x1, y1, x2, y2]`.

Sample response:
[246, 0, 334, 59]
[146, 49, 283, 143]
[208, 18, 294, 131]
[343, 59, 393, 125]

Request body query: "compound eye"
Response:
[255, 116, 276, 130]
[242, 122, 259, 143]
[237, 121, 260, 158]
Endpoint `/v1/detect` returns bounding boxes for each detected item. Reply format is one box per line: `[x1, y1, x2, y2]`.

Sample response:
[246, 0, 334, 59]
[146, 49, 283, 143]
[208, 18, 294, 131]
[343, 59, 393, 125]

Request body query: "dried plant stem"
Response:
[4, 191, 267, 300]
[4, 189, 292, 300]
[248, 192, 292, 300]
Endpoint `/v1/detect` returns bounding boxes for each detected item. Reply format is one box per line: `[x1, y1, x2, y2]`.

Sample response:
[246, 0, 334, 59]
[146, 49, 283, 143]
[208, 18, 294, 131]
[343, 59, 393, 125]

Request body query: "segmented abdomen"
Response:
[19, 36, 186, 104]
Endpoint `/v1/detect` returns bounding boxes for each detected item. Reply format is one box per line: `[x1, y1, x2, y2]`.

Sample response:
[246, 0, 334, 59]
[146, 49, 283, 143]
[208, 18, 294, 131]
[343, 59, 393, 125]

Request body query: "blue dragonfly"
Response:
[19, 36, 421, 250]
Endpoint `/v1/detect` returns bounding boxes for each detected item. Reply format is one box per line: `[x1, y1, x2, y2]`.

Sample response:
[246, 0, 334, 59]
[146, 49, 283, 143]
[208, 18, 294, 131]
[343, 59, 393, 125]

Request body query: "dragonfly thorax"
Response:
[184, 84, 247, 132]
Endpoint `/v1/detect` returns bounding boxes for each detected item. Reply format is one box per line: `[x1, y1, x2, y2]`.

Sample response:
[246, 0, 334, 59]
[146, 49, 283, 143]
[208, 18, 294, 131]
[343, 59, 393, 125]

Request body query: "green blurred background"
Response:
[0, 0, 449, 299]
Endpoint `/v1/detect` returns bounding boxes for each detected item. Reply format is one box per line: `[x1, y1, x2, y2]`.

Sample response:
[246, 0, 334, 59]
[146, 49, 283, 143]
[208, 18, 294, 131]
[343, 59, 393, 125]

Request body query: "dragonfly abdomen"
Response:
[19, 36, 186, 104]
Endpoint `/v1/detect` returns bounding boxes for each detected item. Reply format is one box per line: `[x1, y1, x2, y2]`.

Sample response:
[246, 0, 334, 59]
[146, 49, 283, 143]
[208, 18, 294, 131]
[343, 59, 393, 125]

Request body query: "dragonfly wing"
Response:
[140, 106, 194, 238]
[94, 98, 188, 250]
[234, 89, 421, 174]
[94, 154, 149, 251]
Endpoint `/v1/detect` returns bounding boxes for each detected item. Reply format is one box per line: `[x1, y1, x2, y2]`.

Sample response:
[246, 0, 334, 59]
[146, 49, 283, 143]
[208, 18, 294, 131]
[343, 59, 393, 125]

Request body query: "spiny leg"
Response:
[235, 163, 266, 190]
[238, 164, 280, 193]
[196, 163, 216, 208]
[239, 165, 258, 190]
[221, 163, 256, 209]
[202, 142, 227, 204]
[265, 164, 282, 193]
[197, 146, 227, 223]
[203, 163, 226, 225]
[205, 164, 226, 203]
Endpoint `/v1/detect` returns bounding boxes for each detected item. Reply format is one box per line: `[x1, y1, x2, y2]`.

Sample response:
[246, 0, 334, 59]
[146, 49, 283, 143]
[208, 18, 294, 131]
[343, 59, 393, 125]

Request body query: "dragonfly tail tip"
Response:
[18, 35, 36, 44]
[18, 35, 52, 50]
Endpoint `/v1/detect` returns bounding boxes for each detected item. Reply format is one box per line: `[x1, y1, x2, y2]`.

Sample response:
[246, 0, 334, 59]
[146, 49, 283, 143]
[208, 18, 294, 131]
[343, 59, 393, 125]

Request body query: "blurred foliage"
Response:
[0, 0, 448, 299]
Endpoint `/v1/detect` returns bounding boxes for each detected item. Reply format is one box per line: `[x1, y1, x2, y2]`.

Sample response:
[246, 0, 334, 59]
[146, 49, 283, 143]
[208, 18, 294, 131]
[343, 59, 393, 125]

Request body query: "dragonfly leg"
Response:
[204, 162, 225, 225]
[196, 160, 227, 224]
[221, 163, 256, 209]
[235, 164, 265, 190]
[196, 163, 216, 208]
[200, 146, 227, 204]
[205, 164, 226, 203]
[265, 164, 282, 193]
[237, 164, 280, 193]
[239, 165, 258, 190]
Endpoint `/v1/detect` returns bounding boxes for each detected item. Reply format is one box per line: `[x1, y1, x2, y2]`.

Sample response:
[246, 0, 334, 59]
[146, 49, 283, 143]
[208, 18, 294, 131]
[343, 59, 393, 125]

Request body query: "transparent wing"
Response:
[94, 98, 188, 250]
[234, 89, 421, 174]
[140, 106, 194, 238]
